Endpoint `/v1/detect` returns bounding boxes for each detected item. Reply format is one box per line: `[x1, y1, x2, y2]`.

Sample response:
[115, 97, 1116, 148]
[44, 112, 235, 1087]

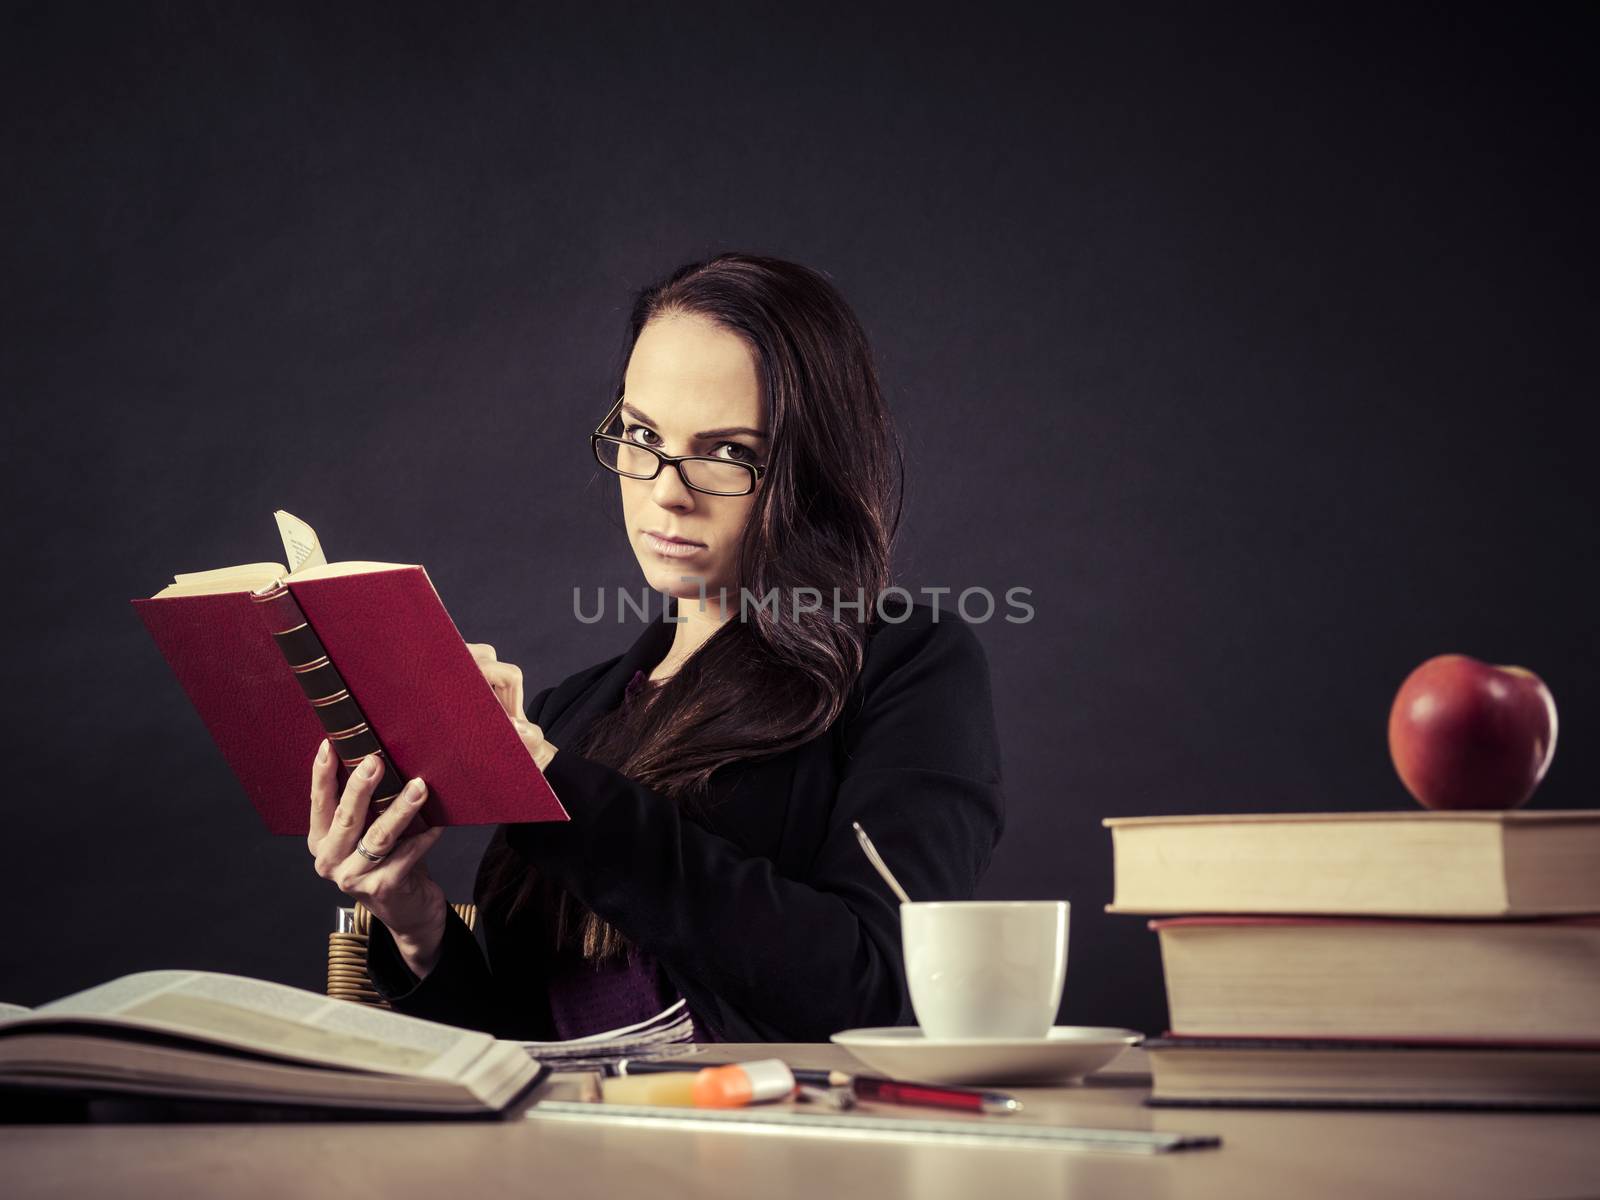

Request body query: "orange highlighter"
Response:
[599, 1059, 797, 1108]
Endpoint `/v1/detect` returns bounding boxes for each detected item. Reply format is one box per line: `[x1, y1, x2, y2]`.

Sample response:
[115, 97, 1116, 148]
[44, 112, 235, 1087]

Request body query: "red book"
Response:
[130, 512, 568, 835]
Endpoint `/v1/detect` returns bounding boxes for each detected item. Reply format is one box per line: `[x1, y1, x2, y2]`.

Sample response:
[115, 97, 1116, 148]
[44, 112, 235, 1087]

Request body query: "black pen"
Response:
[614, 1057, 1022, 1114]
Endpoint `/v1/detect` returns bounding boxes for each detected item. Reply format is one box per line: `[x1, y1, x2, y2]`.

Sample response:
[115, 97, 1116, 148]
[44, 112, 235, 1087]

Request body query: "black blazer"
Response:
[367, 601, 1005, 1042]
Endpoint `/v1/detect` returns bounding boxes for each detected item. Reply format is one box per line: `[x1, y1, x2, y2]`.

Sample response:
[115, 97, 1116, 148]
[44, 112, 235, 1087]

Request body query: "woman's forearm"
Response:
[389, 903, 448, 979]
[365, 905, 516, 1036]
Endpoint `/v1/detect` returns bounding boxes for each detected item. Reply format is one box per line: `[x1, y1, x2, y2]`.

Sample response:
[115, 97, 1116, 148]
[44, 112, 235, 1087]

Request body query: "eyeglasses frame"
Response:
[589, 393, 769, 497]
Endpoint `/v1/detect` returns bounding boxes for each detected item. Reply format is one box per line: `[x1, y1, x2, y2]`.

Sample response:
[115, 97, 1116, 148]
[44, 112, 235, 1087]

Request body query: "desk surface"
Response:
[5, 1044, 1599, 1200]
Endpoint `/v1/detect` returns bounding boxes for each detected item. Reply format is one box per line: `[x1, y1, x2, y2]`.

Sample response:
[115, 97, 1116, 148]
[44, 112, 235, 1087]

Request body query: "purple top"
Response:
[543, 669, 710, 1041]
[544, 941, 689, 1041]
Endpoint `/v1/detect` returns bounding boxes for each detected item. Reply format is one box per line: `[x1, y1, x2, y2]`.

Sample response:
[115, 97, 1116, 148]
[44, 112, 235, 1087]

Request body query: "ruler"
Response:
[526, 1100, 1220, 1154]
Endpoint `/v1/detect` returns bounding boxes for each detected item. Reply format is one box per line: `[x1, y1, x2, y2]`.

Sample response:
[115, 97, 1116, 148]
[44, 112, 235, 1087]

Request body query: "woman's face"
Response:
[616, 313, 768, 609]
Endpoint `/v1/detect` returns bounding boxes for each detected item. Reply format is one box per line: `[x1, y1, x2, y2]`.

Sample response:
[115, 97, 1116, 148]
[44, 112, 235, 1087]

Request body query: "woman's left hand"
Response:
[467, 641, 558, 771]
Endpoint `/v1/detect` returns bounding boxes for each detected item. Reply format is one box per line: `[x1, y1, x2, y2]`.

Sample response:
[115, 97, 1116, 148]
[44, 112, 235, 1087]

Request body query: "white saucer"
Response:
[830, 1025, 1143, 1086]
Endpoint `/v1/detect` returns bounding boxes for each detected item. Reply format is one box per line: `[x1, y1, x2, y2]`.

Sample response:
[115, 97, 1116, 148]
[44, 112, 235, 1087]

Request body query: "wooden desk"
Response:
[4, 1044, 1598, 1200]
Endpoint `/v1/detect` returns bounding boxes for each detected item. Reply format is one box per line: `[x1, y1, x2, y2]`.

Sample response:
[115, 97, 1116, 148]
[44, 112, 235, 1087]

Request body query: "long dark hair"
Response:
[481, 252, 905, 960]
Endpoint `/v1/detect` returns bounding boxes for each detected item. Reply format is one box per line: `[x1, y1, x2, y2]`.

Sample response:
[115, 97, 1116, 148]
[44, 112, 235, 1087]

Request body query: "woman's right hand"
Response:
[308, 740, 447, 978]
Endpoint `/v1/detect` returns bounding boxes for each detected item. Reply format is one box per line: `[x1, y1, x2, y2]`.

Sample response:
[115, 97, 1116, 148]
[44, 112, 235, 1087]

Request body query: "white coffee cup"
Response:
[900, 900, 1069, 1040]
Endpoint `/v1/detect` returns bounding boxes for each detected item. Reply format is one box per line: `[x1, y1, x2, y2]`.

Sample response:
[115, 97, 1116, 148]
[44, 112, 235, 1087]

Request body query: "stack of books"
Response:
[1105, 809, 1600, 1109]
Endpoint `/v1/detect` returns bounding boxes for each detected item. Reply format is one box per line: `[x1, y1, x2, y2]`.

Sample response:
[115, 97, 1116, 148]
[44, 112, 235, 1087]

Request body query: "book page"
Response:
[276, 509, 328, 574]
[18, 971, 493, 1080]
[152, 563, 288, 598]
[288, 560, 417, 580]
[172, 563, 289, 586]
[0, 1033, 468, 1108]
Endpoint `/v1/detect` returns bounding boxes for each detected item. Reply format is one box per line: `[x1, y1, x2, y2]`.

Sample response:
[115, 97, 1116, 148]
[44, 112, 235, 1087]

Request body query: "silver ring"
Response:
[354, 837, 387, 863]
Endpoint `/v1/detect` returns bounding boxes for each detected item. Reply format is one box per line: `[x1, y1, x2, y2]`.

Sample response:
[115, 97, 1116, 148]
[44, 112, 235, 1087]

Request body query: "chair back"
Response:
[328, 902, 478, 1007]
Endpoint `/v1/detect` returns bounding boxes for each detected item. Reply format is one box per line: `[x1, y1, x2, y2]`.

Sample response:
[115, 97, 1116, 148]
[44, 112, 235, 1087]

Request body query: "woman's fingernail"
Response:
[362, 756, 381, 778]
[405, 777, 427, 800]
[317, 739, 330, 763]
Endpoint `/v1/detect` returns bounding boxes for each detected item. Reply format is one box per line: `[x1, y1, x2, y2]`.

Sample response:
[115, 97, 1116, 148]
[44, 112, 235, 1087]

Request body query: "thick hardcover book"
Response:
[1104, 810, 1600, 917]
[1153, 916, 1600, 1041]
[130, 512, 568, 834]
[1144, 1035, 1600, 1110]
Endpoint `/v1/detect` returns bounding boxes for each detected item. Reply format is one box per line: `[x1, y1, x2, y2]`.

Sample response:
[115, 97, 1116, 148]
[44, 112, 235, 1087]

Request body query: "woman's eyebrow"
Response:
[621, 401, 769, 440]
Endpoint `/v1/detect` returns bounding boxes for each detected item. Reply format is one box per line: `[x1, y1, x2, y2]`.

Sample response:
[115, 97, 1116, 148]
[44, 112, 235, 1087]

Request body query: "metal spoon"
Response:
[852, 821, 913, 904]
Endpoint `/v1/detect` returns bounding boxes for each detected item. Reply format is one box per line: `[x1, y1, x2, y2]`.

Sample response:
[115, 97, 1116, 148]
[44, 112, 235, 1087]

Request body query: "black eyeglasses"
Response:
[590, 394, 768, 497]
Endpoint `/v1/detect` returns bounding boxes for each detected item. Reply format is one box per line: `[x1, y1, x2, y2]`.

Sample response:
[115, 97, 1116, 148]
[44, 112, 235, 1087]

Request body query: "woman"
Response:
[305, 252, 1005, 1043]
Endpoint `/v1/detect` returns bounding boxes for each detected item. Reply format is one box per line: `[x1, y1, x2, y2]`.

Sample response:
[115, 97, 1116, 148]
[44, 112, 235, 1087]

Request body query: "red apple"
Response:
[1388, 654, 1558, 810]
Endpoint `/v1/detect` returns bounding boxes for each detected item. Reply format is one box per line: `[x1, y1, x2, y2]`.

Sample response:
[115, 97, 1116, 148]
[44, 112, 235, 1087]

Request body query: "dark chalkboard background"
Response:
[3, 3, 1595, 1037]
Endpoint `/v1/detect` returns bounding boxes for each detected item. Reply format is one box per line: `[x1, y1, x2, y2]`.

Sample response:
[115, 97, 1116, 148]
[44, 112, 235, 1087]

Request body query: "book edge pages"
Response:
[1144, 1036, 1600, 1051]
[1154, 920, 1600, 1041]
[1106, 815, 1524, 915]
[1105, 904, 1560, 918]
[145, 561, 418, 600]
[1102, 810, 1600, 827]
[1152, 928, 1600, 934]
[287, 560, 419, 582]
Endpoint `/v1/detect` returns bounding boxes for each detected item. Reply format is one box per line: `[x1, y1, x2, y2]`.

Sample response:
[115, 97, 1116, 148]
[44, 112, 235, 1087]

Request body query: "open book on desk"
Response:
[0, 970, 546, 1119]
[131, 511, 567, 835]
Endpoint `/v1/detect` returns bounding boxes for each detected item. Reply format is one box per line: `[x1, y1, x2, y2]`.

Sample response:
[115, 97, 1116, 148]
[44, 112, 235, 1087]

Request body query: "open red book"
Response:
[130, 511, 568, 835]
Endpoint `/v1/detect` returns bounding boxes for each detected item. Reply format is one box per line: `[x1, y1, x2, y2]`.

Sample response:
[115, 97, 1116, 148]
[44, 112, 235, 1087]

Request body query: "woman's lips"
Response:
[643, 531, 705, 558]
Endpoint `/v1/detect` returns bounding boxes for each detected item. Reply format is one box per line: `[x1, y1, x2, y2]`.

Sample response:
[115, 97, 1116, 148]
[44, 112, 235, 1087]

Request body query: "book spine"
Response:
[250, 580, 406, 817]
